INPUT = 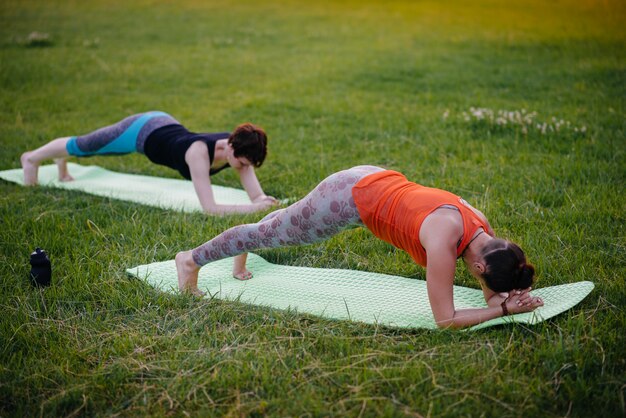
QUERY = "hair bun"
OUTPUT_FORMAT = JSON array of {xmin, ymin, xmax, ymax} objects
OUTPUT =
[{"xmin": 517, "ymin": 264, "xmax": 535, "ymax": 289}]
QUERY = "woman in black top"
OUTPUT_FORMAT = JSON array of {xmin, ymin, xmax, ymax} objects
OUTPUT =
[{"xmin": 21, "ymin": 111, "xmax": 278, "ymax": 214}]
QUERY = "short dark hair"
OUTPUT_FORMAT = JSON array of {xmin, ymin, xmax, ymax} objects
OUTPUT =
[
  {"xmin": 228, "ymin": 123, "xmax": 267, "ymax": 168},
  {"xmin": 480, "ymin": 239, "xmax": 535, "ymax": 292}
]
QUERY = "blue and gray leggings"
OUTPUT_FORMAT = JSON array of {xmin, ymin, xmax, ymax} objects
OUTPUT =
[
  {"xmin": 65, "ymin": 111, "xmax": 179, "ymax": 156},
  {"xmin": 191, "ymin": 165, "xmax": 384, "ymax": 266}
]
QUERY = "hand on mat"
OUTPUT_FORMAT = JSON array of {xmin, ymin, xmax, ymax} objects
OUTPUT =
[
  {"xmin": 506, "ymin": 288, "xmax": 544, "ymax": 314},
  {"xmin": 488, "ymin": 291, "xmax": 512, "ymax": 308},
  {"xmin": 253, "ymin": 195, "xmax": 279, "ymax": 206}
]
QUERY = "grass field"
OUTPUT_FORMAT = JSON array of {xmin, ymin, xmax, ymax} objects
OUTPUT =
[{"xmin": 1, "ymin": 0, "xmax": 624, "ymax": 416}]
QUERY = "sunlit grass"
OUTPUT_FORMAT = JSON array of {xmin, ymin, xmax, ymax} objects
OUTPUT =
[{"xmin": 1, "ymin": 0, "xmax": 624, "ymax": 416}]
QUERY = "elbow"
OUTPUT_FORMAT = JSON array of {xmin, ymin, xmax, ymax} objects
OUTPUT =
[
  {"xmin": 434, "ymin": 313, "xmax": 464, "ymax": 330},
  {"xmin": 435, "ymin": 321, "xmax": 449, "ymax": 329},
  {"xmin": 436, "ymin": 322, "xmax": 465, "ymax": 330},
  {"xmin": 435, "ymin": 321, "xmax": 462, "ymax": 330},
  {"xmin": 203, "ymin": 205, "xmax": 223, "ymax": 215},
  {"xmin": 434, "ymin": 317, "xmax": 453, "ymax": 329}
]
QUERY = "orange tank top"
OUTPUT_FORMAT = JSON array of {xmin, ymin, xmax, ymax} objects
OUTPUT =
[{"xmin": 352, "ymin": 170, "xmax": 490, "ymax": 267}]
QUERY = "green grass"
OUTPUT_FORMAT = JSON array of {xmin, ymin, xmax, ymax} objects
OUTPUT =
[{"xmin": 1, "ymin": 0, "xmax": 624, "ymax": 416}]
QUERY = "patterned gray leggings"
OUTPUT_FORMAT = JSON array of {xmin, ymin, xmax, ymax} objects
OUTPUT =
[{"xmin": 192, "ymin": 165, "xmax": 384, "ymax": 266}]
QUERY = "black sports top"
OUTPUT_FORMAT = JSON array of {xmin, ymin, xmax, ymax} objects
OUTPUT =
[{"xmin": 143, "ymin": 124, "xmax": 231, "ymax": 180}]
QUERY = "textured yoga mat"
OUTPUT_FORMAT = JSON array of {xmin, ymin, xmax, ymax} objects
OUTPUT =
[
  {"xmin": 0, "ymin": 163, "xmax": 251, "ymax": 211},
  {"xmin": 127, "ymin": 253, "xmax": 594, "ymax": 331}
]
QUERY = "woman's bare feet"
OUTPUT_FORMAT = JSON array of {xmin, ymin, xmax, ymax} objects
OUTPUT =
[
  {"xmin": 54, "ymin": 158, "xmax": 74, "ymax": 182},
  {"xmin": 175, "ymin": 251, "xmax": 204, "ymax": 296},
  {"xmin": 233, "ymin": 269, "xmax": 253, "ymax": 281},
  {"xmin": 232, "ymin": 253, "xmax": 252, "ymax": 280},
  {"xmin": 21, "ymin": 152, "xmax": 39, "ymax": 185}
]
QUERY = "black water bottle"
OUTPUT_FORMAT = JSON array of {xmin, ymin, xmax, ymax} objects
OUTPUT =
[{"xmin": 29, "ymin": 247, "xmax": 51, "ymax": 287}]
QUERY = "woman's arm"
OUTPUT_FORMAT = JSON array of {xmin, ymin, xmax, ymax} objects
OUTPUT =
[
  {"xmin": 425, "ymin": 248, "xmax": 541, "ymax": 329},
  {"xmin": 421, "ymin": 212, "xmax": 539, "ymax": 329},
  {"xmin": 186, "ymin": 142, "xmax": 272, "ymax": 215},
  {"xmin": 424, "ymin": 234, "xmax": 505, "ymax": 329},
  {"xmin": 480, "ymin": 283, "xmax": 507, "ymax": 307},
  {"xmin": 237, "ymin": 164, "xmax": 277, "ymax": 204}
]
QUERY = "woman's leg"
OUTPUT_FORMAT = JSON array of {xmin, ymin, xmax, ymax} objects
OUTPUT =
[
  {"xmin": 21, "ymin": 111, "xmax": 177, "ymax": 185},
  {"xmin": 21, "ymin": 137, "xmax": 72, "ymax": 185},
  {"xmin": 54, "ymin": 157, "xmax": 73, "ymax": 182},
  {"xmin": 231, "ymin": 208, "xmax": 286, "ymax": 280},
  {"xmin": 176, "ymin": 165, "xmax": 384, "ymax": 293},
  {"xmin": 65, "ymin": 111, "xmax": 173, "ymax": 156}
]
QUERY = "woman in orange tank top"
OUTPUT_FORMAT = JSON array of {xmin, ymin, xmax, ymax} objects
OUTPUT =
[{"xmin": 176, "ymin": 166, "xmax": 543, "ymax": 329}]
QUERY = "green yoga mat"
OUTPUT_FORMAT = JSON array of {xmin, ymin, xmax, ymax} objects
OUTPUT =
[
  {"xmin": 0, "ymin": 163, "xmax": 252, "ymax": 211},
  {"xmin": 127, "ymin": 253, "xmax": 594, "ymax": 331}
]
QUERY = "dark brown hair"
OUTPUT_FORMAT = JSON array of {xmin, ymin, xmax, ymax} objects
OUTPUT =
[
  {"xmin": 480, "ymin": 239, "xmax": 535, "ymax": 292},
  {"xmin": 228, "ymin": 123, "xmax": 267, "ymax": 168}
]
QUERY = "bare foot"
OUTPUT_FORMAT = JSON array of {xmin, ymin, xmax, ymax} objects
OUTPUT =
[
  {"xmin": 233, "ymin": 269, "xmax": 253, "ymax": 281},
  {"xmin": 175, "ymin": 251, "xmax": 204, "ymax": 296},
  {"xmin": 21, "ymin": 152, "xmax": 39, "ymax": 186},
  {"xmin": 232, "ymin": 253, "xmax": 252, "ymax": 280},
  {"xmin": 54, "ymin": 158, "xmax": 74, "ymax": 182}
]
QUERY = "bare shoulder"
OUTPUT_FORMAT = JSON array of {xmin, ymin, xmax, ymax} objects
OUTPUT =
[
  {"xmin": 188, "ymin": 140, "xmax": 208, "ymax": 153},
  {"xmin": 185, "ymin": 140, "xmax": 209, "ymax": 163},
  {"xmin": 420, "ymin": 208, "xmax": 464, "ymax": 247}
]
